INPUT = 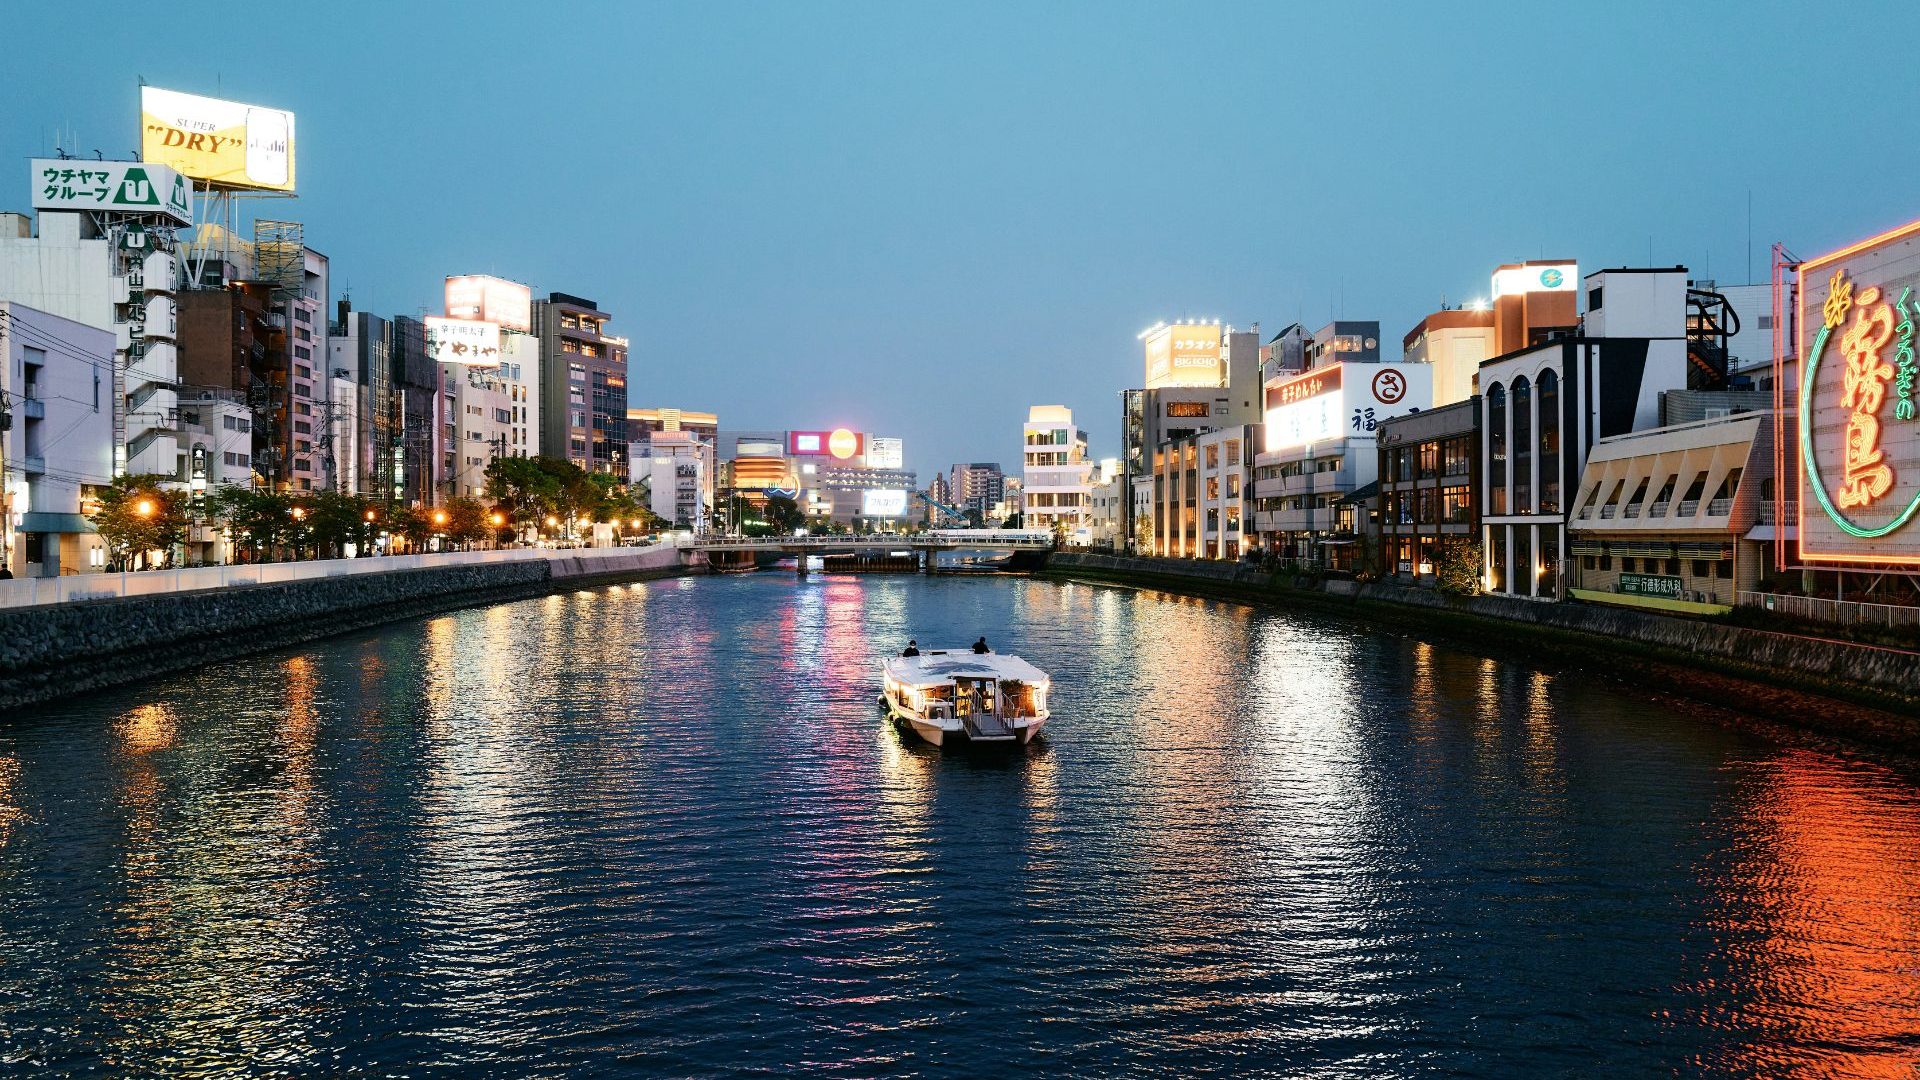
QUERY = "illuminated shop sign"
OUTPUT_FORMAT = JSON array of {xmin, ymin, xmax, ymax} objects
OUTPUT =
[
  {"xmin": 861, "ymin": 489, "xmax": 908, "ymax": 517},
  {"xmin": 1144, "ymin": 322, "xmax": 1222, "ymax": 387},
  {"xmin": 1491, "ymin": 262, "xmax": 1577, "ymax": 299},
  {"xmin": 1793, "ymin": 218, "xmax": 1920, "ymax": 565},
  {"xmin": 445, "ymin": 275, "xmax": 533, "ymax": 333},
  {"xmin": 1261, "ymin": 363, "xmax": 1431, "ymax": 454},
  {"xmin": 425, "ymin": 316, "xmax": 502, "ymax": 365},
  {"xmin": 788, "ymin": 429, "xmax": 864, "ymax": 459}
]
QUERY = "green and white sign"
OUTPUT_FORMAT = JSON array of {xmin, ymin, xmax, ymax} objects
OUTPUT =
[
  {"xmin": 31, "ymin": 159, "xmax": 192, "ymax": 226},
  {"xmin": 1619, "ymin": 573, "xmax": 1684, "ymax": 598}
]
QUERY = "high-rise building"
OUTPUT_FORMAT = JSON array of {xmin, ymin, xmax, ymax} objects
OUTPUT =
[
  {"xmin": 535, "ymin": 293, "xmax": 627, "ymax": 474},
  {"xmin": 1022, "ymin": 405, "xmax": 1092, "ymax": 540},
  {"xmin": 946, "ymin": 462, "xmax": 1004, "ymax": 516}
]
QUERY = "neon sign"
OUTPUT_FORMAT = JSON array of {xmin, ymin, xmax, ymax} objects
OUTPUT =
[{"xmin": 1799, "ymin": 257, "xmax": 1920, "ymax": 544}]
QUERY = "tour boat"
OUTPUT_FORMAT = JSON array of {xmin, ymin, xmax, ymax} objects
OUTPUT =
[{"xmin": 880, "ymin": 650, "xmax": 1051, "ymax": 746}]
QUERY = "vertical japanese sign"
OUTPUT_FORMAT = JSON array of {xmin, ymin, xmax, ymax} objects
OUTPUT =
[{"xmin": 1793, "ymin": 218, "xmax": 1920, "ymax": 565}]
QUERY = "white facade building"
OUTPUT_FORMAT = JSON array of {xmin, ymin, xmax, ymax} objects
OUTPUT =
[
  {"xmin": 630, "ymin": 429, "xmax": 714, "ymax": 531},
  {"xmin": 1478, "ymin": 267, "xmax": 1693, "ymax": 599},
  {"xmin": 443, "ymin": 364, "xmax": 516, "ymax": 498},
  {"xmin": 0, "ymin": 194, "xmax": 187, "ymax": 485},
  {"xmin": 1251, "ymin": 359, "xmax": 1433, "ymax": 563},
  {"xmin": 1022, "ymin": 405, "xmax": 1092, "ymax": 541},
  {"xmin": 1, "ymin": 303, "xmax": 114, "ymax": 576}
]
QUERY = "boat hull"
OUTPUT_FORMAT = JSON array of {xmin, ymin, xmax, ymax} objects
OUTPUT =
[{"xmin": 882, "ymin": 691, "xmax": 1042, "ymax": 748}]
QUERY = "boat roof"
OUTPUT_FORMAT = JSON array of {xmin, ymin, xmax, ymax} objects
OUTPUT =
[{"xmin": 884, "ymin": 650, "xmax": 1050, "ymax": 688}]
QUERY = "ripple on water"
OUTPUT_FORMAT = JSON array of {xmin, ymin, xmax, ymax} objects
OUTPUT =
[{"xmin": 0, "ymin": 573, "xmax": 1917, "ymax": 1077}]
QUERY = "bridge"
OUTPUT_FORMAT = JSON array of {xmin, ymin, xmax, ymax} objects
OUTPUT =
[{"xmin": 689, "ymin": 531, "xmax": 1053, "ymax": 574}]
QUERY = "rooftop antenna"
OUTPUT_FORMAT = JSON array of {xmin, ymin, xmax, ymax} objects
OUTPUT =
[{"xmin": 1746, "ymin": 188, "xmax": 1753, "ymax": 285}]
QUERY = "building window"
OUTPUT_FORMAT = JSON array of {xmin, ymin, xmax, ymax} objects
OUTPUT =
[
  {"xmin": 1166, "ymin": 401, "xmax": 1210, "ymax": 418},
  {"xmin": 1512, "ymin": 375, "xmax": 1533, "ymax": 513},
  {"xmin": 1538, "ymin": 369, "xmax": 1560, "ymax": 513},
  {"xmin": 1487, "ymin": 382, "xmax": 1507, "ymax": 515}
]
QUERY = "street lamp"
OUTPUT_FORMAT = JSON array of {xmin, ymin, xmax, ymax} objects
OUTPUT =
[{"xmin": 134, "ymin": 498, "xmax": 154, "ymax": 517}]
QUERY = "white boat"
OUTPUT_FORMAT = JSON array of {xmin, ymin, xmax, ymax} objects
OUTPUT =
[{"xmin": 880, "ymin": 650, "xmax": 1051, "ymax": 746}]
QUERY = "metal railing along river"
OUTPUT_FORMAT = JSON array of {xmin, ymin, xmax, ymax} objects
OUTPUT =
[{"xmin": 0, "ymin": 542, "xmax": 681, "ymax": 611}]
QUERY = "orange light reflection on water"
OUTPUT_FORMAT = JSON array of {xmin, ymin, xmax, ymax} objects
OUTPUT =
[{"xmin": 1685, "ymin": 748, "xmax": 1920, "ymax": 1077}]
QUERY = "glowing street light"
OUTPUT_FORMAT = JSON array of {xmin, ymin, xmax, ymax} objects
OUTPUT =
[
  {"xmin": 290, "ymin": 506, "xmax": 306, "ymax": 521},
  {"xmin": 433, "ymin": 511, "xmax": 448, "ymax": 526},
  {"xmin": 134, "ymin": 499, "xmax": 155, "ymax": 517},
  {"xmin": 489, "ymin": 512, "xmax": 505, "ymax": 527}
]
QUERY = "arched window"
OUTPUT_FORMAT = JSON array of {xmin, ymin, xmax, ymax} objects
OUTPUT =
[
  {"xmin": 1487, "ymin": 382, "xmax": 1507, "ymax": 515},
  {"xmin": 1538, "ymin": 369, "xmax": 1560, "ymax": 513},
  {"xmin": 1512, "ymin": 375, "xmax": 1533, "ymax": 513}
]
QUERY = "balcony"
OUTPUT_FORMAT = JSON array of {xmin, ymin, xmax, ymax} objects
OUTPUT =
[
  {"xmin": 1622, "ymin": 504, "xmax": 1642, "ymax": 519},
  {"xmin": 20, "ymin": 397, "xmax": 46, "ymax": 420},
  {"xmin": 1598, "ymin": 505, "xmax": 1617, "ymax": 520},
  {"xmin": 1647, "ymin": 501, "xmax": 1669, "ymax": 519},
  {"xmin": 1708, "ymin": 497, "xmax": 1732, "ymax": 516},
  {"xmin": 1678, "ymin": 499, "xmax": 1700, "ymax": 517}
]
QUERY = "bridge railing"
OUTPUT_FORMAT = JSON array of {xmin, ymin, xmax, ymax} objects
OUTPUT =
[{"xmin": 694, "ymin": 533, "xmax": 1052, "ymax": 549}]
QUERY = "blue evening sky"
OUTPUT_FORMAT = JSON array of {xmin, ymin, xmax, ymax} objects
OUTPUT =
[{"xmin": 5, "ymin": 1, "xmax": 1914, "ymax": 478}]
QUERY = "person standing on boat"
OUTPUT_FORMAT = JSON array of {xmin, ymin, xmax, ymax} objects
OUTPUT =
[
  {"xmin": 971, "ymin": 637, "xmax": 990, "ymax": 654},
  {"xmin": 902, "ymin": 640, "xmax": 920, "ymax": 657}
]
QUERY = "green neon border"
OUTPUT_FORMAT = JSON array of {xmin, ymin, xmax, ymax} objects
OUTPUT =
[{"xmin": 1799, "ymin": 311, "xmax": 1920, "ymax": 539}]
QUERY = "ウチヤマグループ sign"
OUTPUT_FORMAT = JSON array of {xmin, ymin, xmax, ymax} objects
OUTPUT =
[
  {"xmin": 1793, "ymin": 218, "xmax": 1920, "ymax": 565},
  {"xmin": 30, "ymin": 160, "xmax": 192, "ymax": 225}
]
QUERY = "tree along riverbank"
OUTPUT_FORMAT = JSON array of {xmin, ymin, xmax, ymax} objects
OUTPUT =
[{"xmin": 1043, "ymin": 553, "xmax": 1920, "ymax": 755}]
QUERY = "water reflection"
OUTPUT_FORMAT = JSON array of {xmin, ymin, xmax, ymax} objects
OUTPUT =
[
  {"xmin": 0, "ymin": 575, "xmax": 1916, "ymax": 1076},
  {"xmin": 1686, "ymin": 749, "xmax": 1920, "ymax": 1077}
]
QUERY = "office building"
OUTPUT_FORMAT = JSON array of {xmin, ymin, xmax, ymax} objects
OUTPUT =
[{"xmin": 535, "ymin": 293, "xmax": 627, "ymax": 474}]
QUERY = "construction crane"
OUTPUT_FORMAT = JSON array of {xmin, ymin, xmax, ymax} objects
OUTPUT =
[{"xmin": 913, "ymin": 490, "xmax": 970, "ymax": 527}]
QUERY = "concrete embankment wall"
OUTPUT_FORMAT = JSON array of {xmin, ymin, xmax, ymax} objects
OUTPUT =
[
  {"xmin": 0, "ymin": 546, "xmax": 690, "ymax": 712},
  {"xmin": 1045, "ymin": 552, "xmax": 1920, "ymax": 751}
]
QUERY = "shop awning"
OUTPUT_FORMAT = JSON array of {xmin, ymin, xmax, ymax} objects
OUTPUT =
[{"xmin": 17, "ymin": 512, "xmax": 95, "ymax": 534}]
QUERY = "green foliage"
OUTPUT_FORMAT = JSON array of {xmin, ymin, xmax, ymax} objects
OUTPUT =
[{"xmin": 91, "ymin": 474, "xmax": 190, "ymax": 569}]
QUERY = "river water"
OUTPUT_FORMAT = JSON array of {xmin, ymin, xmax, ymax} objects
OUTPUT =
[{"xmin": 2, "ymin": 573, "xmax": 1919, "ymax": 1077}]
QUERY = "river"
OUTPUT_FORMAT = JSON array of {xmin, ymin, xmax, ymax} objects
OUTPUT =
[{"xmin": 2, "ymin": 572, "xmax": 1918, "ymax": 1077}]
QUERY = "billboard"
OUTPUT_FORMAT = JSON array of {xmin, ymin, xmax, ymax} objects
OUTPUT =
[
  {"xmin": 1262, "ymin": 362, "xmax": 1431, "ymax": 454},
  {"xmin": 789, "ymin": 429, "xmax": 864, "ymax": 459},
  {"xmin": 140, "ymin": 87, "xmax": 295, "ymax": 193},
  {"xmin": 1144, "ymin": 322, "xmax": 1222, "ymax": 388},
  {"xmin": 31, "ymin": 160, "xmax": 192, "ymax": 225},
  {"xmin": 862, "ymin": 489, "xmax": 909, "ymax": 517},
  {"xmin": 445, "ymin": 275, "xmax": 533, "ymax": 334},
  {"xmin": 867, "ymin": 436, "xmax": 904, "ymax": 470},
  {"xmin": 1791, "ymin": 218, "xmax": 1920, "ymax": 566},
  {"xmin": 1492, "ymin": 262, "xmax": 1578, "ymax": 299},
  {"xmin": 426, "ymin": 316, "xmax": 503, "ymax": 366}
]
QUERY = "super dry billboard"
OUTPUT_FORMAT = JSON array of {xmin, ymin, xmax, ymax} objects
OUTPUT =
[
  {"xmin": 1792, "ymin": 217, "xmax": 1920, "ymax": 566},
  {"xmin": 140, "ymin": 87, "xmax": 296, "ymax": 193}
]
